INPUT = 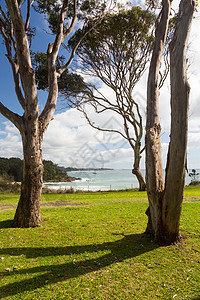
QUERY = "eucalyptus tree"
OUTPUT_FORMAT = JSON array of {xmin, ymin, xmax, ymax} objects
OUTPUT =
[
  {"xmin": 145, "ymin": 0, "xmax": 195, "ymax": 245},
  {"xmin": 60, "ymin": 7, "xmax": 155, "ymax": 191},
  {"xmin": 0, "ymin": 0, "xmax": 112, "ymax": 227}
]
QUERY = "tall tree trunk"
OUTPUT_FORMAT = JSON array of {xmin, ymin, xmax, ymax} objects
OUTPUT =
[
  {"xmin": 132, "ymin": 143, "xmax": 146, "ymax": 191},
  {"xmin": 161, "ymin": 0, "xmax": 195, "ymax": 244},
  {"xmin": 12, "ymin": 118, "xmax": 43, "ymax": 228},
  {"xmin": 145, "ymin": 0, "xmax": 171, "ymax": 240},
  {"xmin": 145, "ymin": 0, "xmax": 195, "ymax": 245}
]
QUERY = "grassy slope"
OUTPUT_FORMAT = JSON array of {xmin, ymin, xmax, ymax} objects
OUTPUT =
[{"xmin": 0, "ymin": 187, "xmax": 199, "ymax": 299}]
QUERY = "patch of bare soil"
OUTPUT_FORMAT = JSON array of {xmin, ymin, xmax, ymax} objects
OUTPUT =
[
  {"xmin": 184, "ymin": 197, "xmax": 200, "ymax": 202},
  {"xmin": 41, "ymin": 201, "xmax": 89, "ymax": 207},
  {"xmin": 0, "ymin": 201, "xmax": 89, "ymax": 211},
  {"xmin": 0, "ymin": 205, "xmax": 16, "ymax": 210}
]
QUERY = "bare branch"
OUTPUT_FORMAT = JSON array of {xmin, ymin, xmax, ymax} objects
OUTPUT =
[
  {"xmin": 51, "ymin": 0, "xmax": 70, "ymax": 62},
  {"xmin": 5, "ymin": 0, "xmax": 38, "ymax": 107},
  {"xmin": 0, "ymin": 5, "xmax": 9, "ymax": 23},
  {"xmin": 81, "ymin": 108, "xmax": 135, "ymax": 142},
  {"xmin": 39, "ymin": 0, "xmax": 73, "ymax": 131},
  {"xmin": 123, "ymin": 117, "xmax": 136, "ymax": 149},
  {"xmin": 18, "ymin": 0, "xmax": 24, "ymax": 8},
  {"xmin": 63, "ymin": 0, "xmax": 77, "ymax": 40},
  {"xmin": 0, "ymin": 101, "xmax": 22, "ymax": 131},
  {"xmin": 73, "ymin": 86, "xmax": 140, "ymax": 147},
  {"xmin": 159, "ymin": 49, "xmax": 170, "ymax": 88},
  {"xmin": 0, "ymin": 11, "xmax": 25, "ymax": 109},
  {"xmin": 25, "ymin": 0, "xmax": 31, "ymax": 32},
  {"xmin": 10, "ymin": 21, "xmax": 17, "ymax": 52},
  {"xmin": 59, "ymin": 9, "xmax": 114, "ymax": 75},
  {"xmin": 6, "ymin": 53, "xmax": 26, "ymax": 110},
  {"xmin": 140, "ymin": 146, "xmax": 145, "ymax": 154}
]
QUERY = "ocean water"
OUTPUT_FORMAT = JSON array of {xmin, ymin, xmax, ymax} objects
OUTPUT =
[{"xmin": 43, "ymin": 169, "xmax": 195, "ymax": 191}]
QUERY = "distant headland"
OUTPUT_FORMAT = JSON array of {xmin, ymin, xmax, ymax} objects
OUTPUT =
[
  {"xmin": 0, "ymin": 157, "xmax": 113, "ymax": 184},
  {"xmin": 65, "ymin": 167, "xmax": 113, "ymax": 172}
]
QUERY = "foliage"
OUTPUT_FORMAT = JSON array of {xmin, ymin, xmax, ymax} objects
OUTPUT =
[
  {"xmin": 68, "ymin": 6, "xmax": 155, "ymax": 85},
  {"xmin": 0, "ymin": 181, "xmax": 21, "ymax": 193},
  {"xmin": 189, "ymin": 180, "xmax": 200, "ymax": 186},
  {"xmin": 0, "ymin": 188, "xmax": 199, "ymax": 299},
  {"xmin": 32, "ymin": 52, "xmax": 87, "ymax": 100},
  {"xmin": 33, "ymin": 0, "xmax": 107, "ymax": 26},
  {"xmin": 0, "ymin": 158, "xmax": 22, "ymax": 182},
  {"xmin": 31, "ymin": 0, "xmax": 109, "ymax": 88},
  {"xmin": 0, "ymin": 157, "xmax": 71, "ymax": 182},
  {"xmin": 43, "ymin": 160, "xmax": 72, "ymax": 182},
  {"xmin": 34, "ymin": 6, "xmax": 155, "ymax": 100},
  {"xmin": 189, "ymin": 169, "xmax": 199, "ymax": 183},
  {"xmin": 64, "ymin": 6, "xmax": 156, "ymax": 134}
]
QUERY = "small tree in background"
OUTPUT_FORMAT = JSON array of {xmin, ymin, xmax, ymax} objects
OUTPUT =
[
  {"xmin": 189, "ymin": 169, "xmax": 200, "ymax": 184},
  {"xmin": 47, "ymin": 7, "xmax": 155, "ymax": 191}
]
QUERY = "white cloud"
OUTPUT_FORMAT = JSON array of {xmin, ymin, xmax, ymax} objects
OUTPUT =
[
  {"xmin": 97, "ymin": 147, "xmax": 134, "ymax": 168},
  {"xmin": 0, "ymin": 129, "xmax": 22, "ymax": 158},
  {"xmin": 188, "ymin": 132, "xmax": 200, "ymax": 149},
  {"xmin": 42, "ymin": 108, "xmax": 135, "ymax": 168},
  {"xmin": 4, "ymin": 122, "xmax": 19, "ymax": 134}
]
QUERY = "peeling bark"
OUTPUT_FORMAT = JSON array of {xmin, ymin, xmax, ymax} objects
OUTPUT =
[{"xmin": 13, "ymin": 118, "xmax": 43, "ymax": 227}]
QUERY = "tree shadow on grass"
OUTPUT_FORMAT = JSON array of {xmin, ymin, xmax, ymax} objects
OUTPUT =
[
  {"xmin": 0, "ymin": 219, "xmax": 13, "ymax": 228},
  {"xmin": 0, "ymin": 233, "xmax": 158, "ymax": 298}
]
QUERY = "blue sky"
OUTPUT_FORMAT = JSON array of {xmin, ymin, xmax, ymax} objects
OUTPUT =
[{"xmin": 0, "ymin": 1, "xmax": 200, "ymax": 170}]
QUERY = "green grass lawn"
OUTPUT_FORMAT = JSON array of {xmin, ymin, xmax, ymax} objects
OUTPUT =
[{"xmin": 0, "ymin": 187, "xmax": 199, "ymax": 299}]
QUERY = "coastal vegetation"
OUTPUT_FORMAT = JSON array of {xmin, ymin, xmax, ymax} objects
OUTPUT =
[
  {"xmin": 189, "ymin": 169, "xmax": 200, "ymax": 186},
  {"xmin": 0, "ymin": 158, "xmax": 75, "ymax": 184},
  {"xmin": 0, "ymin": 188, "xmax": 199, "ymax": 299}
]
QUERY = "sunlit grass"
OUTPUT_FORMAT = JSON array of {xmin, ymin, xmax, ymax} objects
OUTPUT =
[{"xmin": 0, "ymin": 188, "xmax": 200, "ymax": 299}]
